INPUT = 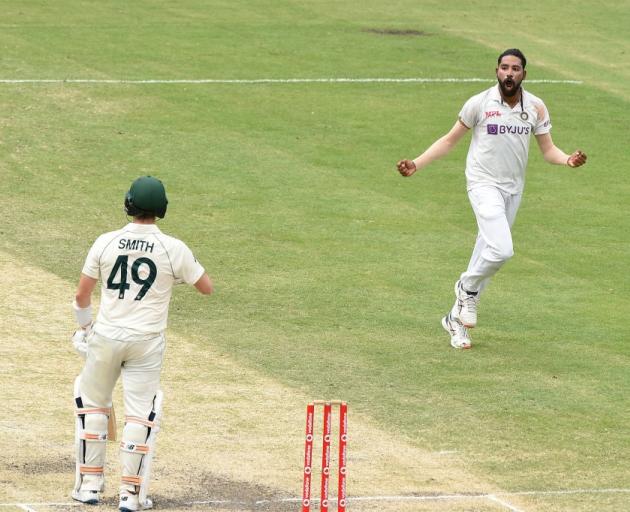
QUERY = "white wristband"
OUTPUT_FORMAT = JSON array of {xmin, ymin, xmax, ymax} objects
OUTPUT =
[{"xmin": 72, "ymin": 300, "xmax": 92, "ymax": 328}]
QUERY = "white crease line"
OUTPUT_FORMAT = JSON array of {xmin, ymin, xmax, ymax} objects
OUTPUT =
[
  {"xmin": 0, "ymin": 78, "xmax": 583, "ymax": 84},
  {"xmin": 347, "ymin": 494, "xmax": 487, "ymax": 502},
  {"xmin": 0, "ymin": 505, "xmax": 78, "ymax": 509},
  {"xmin": 188, "ymin": 500, "xmax": 248, "ymax": 505},
  {"xmin": 3, "ymin": 488, "xmax": 629, "ymax": 509},
  {"xmin": 488, "ymin": 494, "xmax": 525, "ymax": 512},
  {"xmin": 501, "ymin": 488, "xmax": 630, "ymax": 497}
]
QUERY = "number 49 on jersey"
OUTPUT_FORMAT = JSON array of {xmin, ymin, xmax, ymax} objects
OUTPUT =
[{"xmin": 107, "ymin": 255, "xmax": 157, "ymax": 301}]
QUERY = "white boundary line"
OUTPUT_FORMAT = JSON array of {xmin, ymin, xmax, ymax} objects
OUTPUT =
[
  {"xmin": 0, "ymin": 77, "xmax": 583, "ymax": 84},
  {"xmin": 3, "ymin": 488, "xmax": 629, "ymax": 510}
]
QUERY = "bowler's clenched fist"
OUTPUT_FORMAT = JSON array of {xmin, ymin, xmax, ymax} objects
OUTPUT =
[
  {"xmin": 567, "ymin": 150, "xmax": 587, "ymax": 168},
  {"xmin": 397, "ymin": 159, "xmax": 417, "ymax": 177}
]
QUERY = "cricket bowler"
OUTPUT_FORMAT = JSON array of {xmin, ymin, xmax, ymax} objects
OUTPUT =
[{"xmin": 397, "ymin": 49, "xmax": 587, "ymax": 349}]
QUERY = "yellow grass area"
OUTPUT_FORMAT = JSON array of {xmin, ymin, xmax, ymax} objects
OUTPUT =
[{"xmin": 0, "ymin": 250, "xmax": 534, "ymax": 511}]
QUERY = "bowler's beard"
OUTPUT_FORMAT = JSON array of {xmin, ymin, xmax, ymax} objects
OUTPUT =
[{"xmin": 498, "ymin": 77, "xmax": 522, "ymax": 97}]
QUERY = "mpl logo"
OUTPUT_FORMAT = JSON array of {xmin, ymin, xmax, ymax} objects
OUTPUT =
[
  {"xmin": 487, "ymin": 124, "xmax": 499, "ymax": 135},
  {"xmin": 485, "ymin": 110, "xmax": 501, "ymax": 118}
]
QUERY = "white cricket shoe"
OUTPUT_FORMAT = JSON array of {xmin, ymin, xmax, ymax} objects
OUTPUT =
[
  {"xmin": 71, "ymin": 489, "xmax": 100, "ymax": 505},
  {"xmin": 442, "ymin": 312, "xmax": 472, "ymax": 349},
  {"xmin": 119, "ymin": 492, "xmax": 153, "ymax": 512},
  {"xmin": 454, "ymin": 280, "xmax": 479, "ymax": 328}
]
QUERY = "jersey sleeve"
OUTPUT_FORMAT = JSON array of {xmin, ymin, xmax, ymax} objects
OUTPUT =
[
  {"xmin": 81, "ymin": 236, "xmax": 104, "ymax": 279},
  {"xmin": 458, "ymin": 94, "xmax": 483, "ymax": 129},
  {"xmin": 533, "ymin": 100, "xmax": 552, "ymax": 135},
  {"xmin": 172, "ymin": 241, "xmax": 206, "ymax": 285}
]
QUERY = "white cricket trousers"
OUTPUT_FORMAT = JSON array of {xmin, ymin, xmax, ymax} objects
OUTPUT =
[
  {"xmin": 77, "ymin": 332, "xmax": 165, "ymax": 492},
  {"xmin": 459, "ymin": 185, "xmax": 522, "ymax": 294}
]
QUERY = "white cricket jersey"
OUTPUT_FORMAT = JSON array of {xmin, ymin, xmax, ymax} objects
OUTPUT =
[
  {"xmin": 82, "ymin": 223, "xmax": 205, "ymax": 341},
  {"xmin": 459, "ymin": 84, "xmax": 551, "ymax": 194}
]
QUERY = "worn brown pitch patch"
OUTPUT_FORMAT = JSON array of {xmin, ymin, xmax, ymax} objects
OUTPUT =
[
  {"xmin": 3, "ymin": 455, "xmax": 74, "ymax": 475},
  {"xmin": 363, "ymin": 28, "xmax": 430, "ymax": 37},
  {"xmin": 154, "ymin": 473, "xmax": 296, "ymax": 511}
]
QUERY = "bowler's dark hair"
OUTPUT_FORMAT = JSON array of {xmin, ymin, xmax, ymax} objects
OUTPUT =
[{"xmin": 498, "ymin": 48, "xmax": 526, "ymax": 69}]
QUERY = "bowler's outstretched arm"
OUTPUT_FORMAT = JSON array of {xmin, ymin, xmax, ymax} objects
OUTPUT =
[
  {"xmin": 535, "ymin": 132, "xmax": 587, "ymax": 167},
  {"xmin": 397, "ymin": 120, "xmax": 470, "ymax": 177}
]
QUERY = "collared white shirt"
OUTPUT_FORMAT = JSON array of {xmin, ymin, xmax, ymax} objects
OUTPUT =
[
  {"xmin": 459, "ymin": 84, "xmax": 551, "ymax": 194},
  {"xmin": 82, "ymin": 223, "xmax": 205, "ymax": 341}
]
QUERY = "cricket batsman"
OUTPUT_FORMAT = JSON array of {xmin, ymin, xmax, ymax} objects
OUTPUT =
[{"xmin": 70, "ymin": 176, "xmax": 213, "ymax": 510}]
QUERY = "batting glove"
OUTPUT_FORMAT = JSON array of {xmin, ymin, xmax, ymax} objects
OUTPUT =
[{"xmin": 71, "ymin": 327, "xmax": 91, "ymax": 359}]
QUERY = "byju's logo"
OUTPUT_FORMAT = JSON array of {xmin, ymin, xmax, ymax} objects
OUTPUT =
[{"xmin": 487, "ymin": 124, "xmax": 531, "ymax": 136}]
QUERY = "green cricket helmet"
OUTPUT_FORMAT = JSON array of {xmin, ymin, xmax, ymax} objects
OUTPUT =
[{"xmin": 124, "ymin": 176, "xmax": 168, "ymax": 218}]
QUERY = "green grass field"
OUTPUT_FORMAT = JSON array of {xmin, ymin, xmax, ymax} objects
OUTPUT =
[{"xmin": 1, "ymin": 2, "xmax": 629, "ymax": 511}]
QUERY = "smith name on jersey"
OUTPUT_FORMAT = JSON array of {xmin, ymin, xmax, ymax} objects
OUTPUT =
[{"xmin": 118, "ymin": 238, "xmax": 156, "ymax": 253}]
